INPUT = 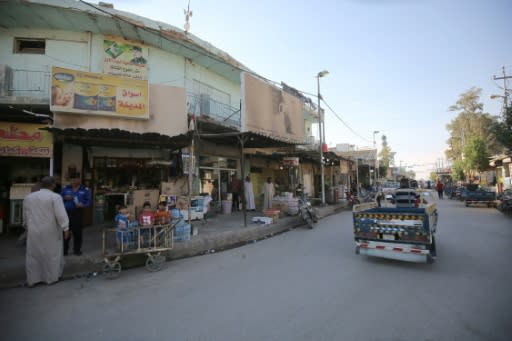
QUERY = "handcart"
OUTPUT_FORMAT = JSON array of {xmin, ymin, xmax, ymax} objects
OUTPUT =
[{"xmin": 101, "ymin": 221, "xmax": 176, "ymax": 279}]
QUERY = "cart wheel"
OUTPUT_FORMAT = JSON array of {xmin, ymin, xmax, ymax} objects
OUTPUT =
[
  {"xmin": 145, "ymin": 254, "xmax": 164, "ymax": 272},
  {"xmin": 103, "ymin": 261, "xmax": 122, "ymax": 279}
]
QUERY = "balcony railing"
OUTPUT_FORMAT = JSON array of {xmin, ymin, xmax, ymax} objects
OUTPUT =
[
  {"xmin": 187, "ymin": 92, "xmax": 241, "ymax": 130},
  {"xmin": 10, "ymin": 69, "xmax": 51, "ymax": 99}
]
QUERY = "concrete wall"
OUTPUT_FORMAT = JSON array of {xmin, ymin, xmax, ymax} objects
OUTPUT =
[{"xmin": 0, "ymin": 28, "xmax": 241, "ymax": 112}]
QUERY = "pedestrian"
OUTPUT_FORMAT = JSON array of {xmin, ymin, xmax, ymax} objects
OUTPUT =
[
  {"xmin": 244, "ymin": 175, "xmax": 256, "ymax": 211},
  {"xmin": 436, "ymin": 180, "xmax": 444, "ymax": 200},
  {"xmin": 61, "ymin": 172, "xmax": 91, "ymax": 256},
  {"xmin": 261, "ymin": 177, "xmax": 275, "ymax": 210},
  {"xmin": 230, "ymin": 173, "xmax": 242, "ymax": 211},
  {"xmin": 23, "ymin": 176, "xmax": 70, "ymax": 287}
]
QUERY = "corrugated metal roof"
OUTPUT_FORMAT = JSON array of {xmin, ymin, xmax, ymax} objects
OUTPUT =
[{"xmin": 0, "ymin": 0, "xmax": 252, "ymax": 83}]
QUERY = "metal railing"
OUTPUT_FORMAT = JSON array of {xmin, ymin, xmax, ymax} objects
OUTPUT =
[
  {"xmin": 9, "ymin": 69, "xmax": 50, "ymax": 98},
  {"xmin": 187, "ymin": 92, "xmax": 241, "ymax": 129}
]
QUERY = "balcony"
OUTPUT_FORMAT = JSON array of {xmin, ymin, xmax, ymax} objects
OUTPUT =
[
  {"xmin": 0, "ymin": 67, "xmax": 50, "ymax": 106},
  {"xmin": 187, "ymin": 92, "xmax": 241, "ymax": 130},
  {"xmin": 296, "ymin": 135, "xmax": 318, "ymax": 151}
]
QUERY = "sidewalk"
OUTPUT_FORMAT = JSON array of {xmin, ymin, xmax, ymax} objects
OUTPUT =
[{"xmin": 0, "ymin": 203, "xmax": 347, "ymax": 289}]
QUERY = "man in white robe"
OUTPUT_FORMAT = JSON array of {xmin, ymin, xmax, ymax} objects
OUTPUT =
[
  {"xmin": 261, "ymin": 177, "xmax": 275, "ymax": 210},
  {"xmin": 23, "ymin": 176, "xmax": 69, "ymax": 286},
  {"xmin": 244, "ymin": 176, "xmax": 256, "ymax": 211}
]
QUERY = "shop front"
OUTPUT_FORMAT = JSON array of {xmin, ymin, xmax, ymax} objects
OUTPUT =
[
  {"xmin": 0, "ymin": 122, "xmax": 53, "ymax": 233},
  {"xmin": 51, "ymin": 127, "xmax": 191, "ymax": 226}
]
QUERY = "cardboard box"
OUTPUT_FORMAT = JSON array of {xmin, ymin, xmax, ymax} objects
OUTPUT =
[{"xmin": 128, "ymin": 189, "xmax": 160, "ymax": 210}]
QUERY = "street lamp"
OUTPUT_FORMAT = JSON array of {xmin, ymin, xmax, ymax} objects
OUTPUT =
[
  {"xmin": 317, "ymin": 70, "xmax": 329, "ymax": 205},
  {"xmin": 372, "ymin": 130, "xmax": 379, "ymax": 187}
]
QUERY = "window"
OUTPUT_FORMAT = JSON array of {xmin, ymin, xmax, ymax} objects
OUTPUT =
[{"xmin": 14, "ymin": 38, "xmax": 46, "ymax": 54}]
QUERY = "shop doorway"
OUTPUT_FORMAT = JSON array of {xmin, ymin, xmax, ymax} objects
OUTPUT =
[{"xmin": 199, "ymin": 167, "xmax": 238, "ymax": 212}]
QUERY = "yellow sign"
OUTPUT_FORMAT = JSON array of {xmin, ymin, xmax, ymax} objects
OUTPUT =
[
  {"xmin": 50, "ymin": 66, "xmax": 149, "ymax": 119},
  {"xmin": 0, "ymin": 122, "xmax": 53, "ymax": 158}
]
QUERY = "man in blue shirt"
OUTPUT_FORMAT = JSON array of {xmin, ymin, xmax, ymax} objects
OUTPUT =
[{"xmin": 61, "ymin": 172, "xmax": 91, "ymax": 256}]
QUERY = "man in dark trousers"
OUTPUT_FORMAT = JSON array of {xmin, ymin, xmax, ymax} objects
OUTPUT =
[
  {"xmin": 61, "ymin": 173, "xmax": 91, "ymax": 256},
  {"xmin": 230, "ymin": 173, "xmax": 242, "ymax": 211},
  {"xmin": 436, "ymin": 180, "xmax": 444, "ymax": 200}
]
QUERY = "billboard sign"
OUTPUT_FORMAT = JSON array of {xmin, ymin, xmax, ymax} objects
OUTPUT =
[
  {"xmin": 103, "ymin": 35, "xmax": 148, "ymax": 80},
  {"xmin": 50, "ymin": 66, "xmax": 149, "ymax": 119},
  {"xmin": 0, "ymin": 122, "xmax": 52, "ymax": 158}
]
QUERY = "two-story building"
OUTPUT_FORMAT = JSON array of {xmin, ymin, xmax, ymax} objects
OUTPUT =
[{"xmin": 0, "ymin": 0, "xmax": 323, "ymax": 229}]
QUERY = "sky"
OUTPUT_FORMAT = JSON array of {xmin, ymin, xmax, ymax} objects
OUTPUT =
[{"xmin": 112, "ymin": 0, "xmax": 511, "ymax": 179}]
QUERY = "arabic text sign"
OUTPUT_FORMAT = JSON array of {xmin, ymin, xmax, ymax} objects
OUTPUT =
[
  {"xmin": 50, "ymin": 66, "xmax": 149, "ymax": 119},
  {"xmin": 0, "ymin": 122, "xmax": 52, "ymax": 158},
  {"xmin": 103, "ymin": 35, "xmax": 148, "ymax": 80}
]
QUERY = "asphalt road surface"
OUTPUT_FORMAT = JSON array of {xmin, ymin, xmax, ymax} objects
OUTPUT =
[{"xmin": 2, "ymin": 199, "xmax": 511, "ymax": 341}]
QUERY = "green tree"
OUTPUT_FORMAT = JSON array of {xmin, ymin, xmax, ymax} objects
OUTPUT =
[
  {"xmin": 445, "ymin": 87, "xmax": 501, "ymax": 161},
  {"xmin": 378, "ymin": 135, "xmax": 394, "ymax": 178},
  {"xmin": 463, "ymin": 136, "xmax": 489, "ymax": 174},
  {"xmin": 492, "ymin": 105, "xmax": 512, "ymax": 150},
  {"xmin": 429, "ymin": 172, "xmax": 437, "ymax": 182},
  {"xmin": 451, "ymin": 159, "xmax": 465, "ymax": 181}
]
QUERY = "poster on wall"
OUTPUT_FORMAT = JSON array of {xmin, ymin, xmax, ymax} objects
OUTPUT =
[
  {"xmin": 0, "ymin": 122, "xmax": 53, "ymax": 158},
  {"xmin": 103, "ymin": 35, "xmax": 148, "ymax": 80},
  {"xmin": 340, "ymin": 160, "xmax": 349, "ymax": 174},
  {"xmin": 50, "ymin": 66, "xmax": 149, "ymax": 119}
]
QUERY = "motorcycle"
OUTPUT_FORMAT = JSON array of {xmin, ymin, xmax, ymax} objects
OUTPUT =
[
  {"xmin": 345, "ymin": 191, "xmax": 360, "ymax": 208},
  {"xmin": 296, "ymin": 186, "xmax": 318, "ymax": 229}
]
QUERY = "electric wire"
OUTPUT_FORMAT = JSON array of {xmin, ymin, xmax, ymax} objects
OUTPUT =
[{"xmin": 321, "ymin": 98, "xmax": 373, "ymax": 144}]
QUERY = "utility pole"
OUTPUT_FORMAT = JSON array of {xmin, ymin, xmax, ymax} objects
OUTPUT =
[{"xmin": 493, "ymin": 66, "xmax": 511, "ymax": 119}]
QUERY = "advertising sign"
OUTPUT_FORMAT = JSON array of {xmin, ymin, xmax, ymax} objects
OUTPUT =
[
  {"xmin": 340, "ymin": 160, "xmax": 349, "ymax": 174},
  {"xmin": 282, "ymin": 157, "xmax": 299, "ymax": 166},
  {"xmin": 0, "ymin": 122, "xmax": 52, "ymax": 158},
  {"xmin": 50, "ymin": 66, "xmax": 149, "ymax": 119},
  {"xmin": 103, "ymin": 35, "xmax": 148, "ymax": 80}
]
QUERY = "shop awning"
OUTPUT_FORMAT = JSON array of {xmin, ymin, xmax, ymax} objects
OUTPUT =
[{"xmin": 44, "ymin": 127, "xmax": 192, "ymax": 150}]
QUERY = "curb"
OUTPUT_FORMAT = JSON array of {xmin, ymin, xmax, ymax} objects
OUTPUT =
[{"xmin": 0, "ymin": 205, "xmax": 347, "ymax": 289}]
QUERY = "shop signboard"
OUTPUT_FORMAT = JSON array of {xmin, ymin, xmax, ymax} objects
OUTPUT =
[
  {"xmin": 340, "ymin": 160, "xmax": 349, "ymax": 174},
  {"xmin": 0, "ymin": 122, "xmax": 52, "ymax": 158},
  {"xmin": 50, "ymin": 66, "xmax": 149, "ymax": 119},
  {"xmin": 182, "ymin": 152, "xmax": 196, "ymax": 175},
  {"xmin": 103, "ymin": 35, "xmax": 148, "ymax": 80},
  {"xmin": 282, "ymin": 157, "xmax": 299, "ymax": 166}
]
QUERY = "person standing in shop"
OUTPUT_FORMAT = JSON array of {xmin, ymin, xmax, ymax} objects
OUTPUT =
[
  {"xmin": 61, "ymin": 172, "xmax": 91, "ymax": 256},
  {"xmin": 230, "ymin": 173, "xmax": 242, "ymax": 212},
  {"xmin": 244, "ymin": 175, "xmax": 256, "ymax": 211},
  {"xmin": 261, "ymin": 177, "xmax": 275, "ymax": 210}
]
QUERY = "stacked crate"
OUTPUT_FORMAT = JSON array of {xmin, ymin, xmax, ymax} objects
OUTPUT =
[{"xmin": 173, "ymin": 222, "xmax": 191, "ymax": 241}]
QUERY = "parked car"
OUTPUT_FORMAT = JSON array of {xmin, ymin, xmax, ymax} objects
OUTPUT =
[{"xmin": 497, "ymin": 189, "xmax": 512, "ymax": 213}]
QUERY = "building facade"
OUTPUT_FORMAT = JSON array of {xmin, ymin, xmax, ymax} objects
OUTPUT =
[{"xmin": 0, "ymin": 0, "xmax": 319, "ymax": 229}]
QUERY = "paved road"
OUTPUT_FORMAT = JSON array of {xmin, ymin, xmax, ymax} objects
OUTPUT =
[{"xmin": 1, "ymin": 199, "xmax": 511, "ymax": 341}]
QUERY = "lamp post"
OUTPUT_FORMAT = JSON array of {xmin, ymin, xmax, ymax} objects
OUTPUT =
[
  {"xmin": 372, "ymin": 130, "xmax": 379, "ymax": 187},
  {"xmin": 317, "ymin": 70, "xmax": 329, "ymax": 205}
]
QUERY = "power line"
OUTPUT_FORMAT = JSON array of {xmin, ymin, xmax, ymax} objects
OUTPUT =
[{"xmin": 320, "ymin": 98, "xmax": 372, "ymax": 144}]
